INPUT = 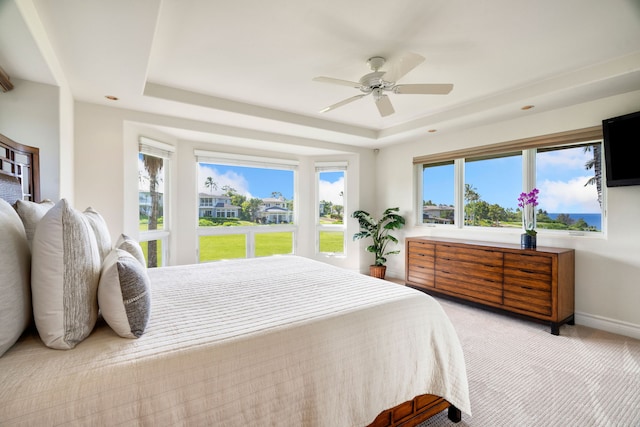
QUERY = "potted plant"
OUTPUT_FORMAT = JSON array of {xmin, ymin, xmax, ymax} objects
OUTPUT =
[
  {"xmin": 352, "ymin": 207, "xmax": 405, "ymax": 279},
  {"xmin": 518, "ymin": 188, "xmax": 539, "ymax": 249}
]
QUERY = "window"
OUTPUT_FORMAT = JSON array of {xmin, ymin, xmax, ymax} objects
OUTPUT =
[
  {"xmin": 536, "ymin": 143, "xmax": 603, "ymax": 232},
  {"xmin": 414, "ymin": 126, "xmax": 604, "ymax": 234},
  {"xmin": 464, "ymin": 153, "xmax": 522, "ymax": 228},
  {"xmin": 195, "ymin": 150, "xmax": 297, "ymax": 261},
  {"xmin": 138, "ymin": 137, "xmax": 173, "ymax": 267},
  {"xmin": 316, "ymin": 162, "xmax": 347, "ymax": 255},
  {"xmin": 421, "ymin": 161, "xmax": 455, "ymax": 225}
]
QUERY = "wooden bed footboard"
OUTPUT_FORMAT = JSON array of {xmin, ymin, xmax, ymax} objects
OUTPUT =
[{"xmin": 368, "ymin": 394, "xmax": 461, "ymax": 427}]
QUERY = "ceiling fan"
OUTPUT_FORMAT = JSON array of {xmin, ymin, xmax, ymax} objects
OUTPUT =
[{"xmin": 313, "ymin": 52, "xmax": 453, "ymax": 117}]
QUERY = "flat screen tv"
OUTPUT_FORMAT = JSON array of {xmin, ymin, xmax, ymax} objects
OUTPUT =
[{"xmin": 602, "ymin": 110, "xmax": 640, "ymax": 187}]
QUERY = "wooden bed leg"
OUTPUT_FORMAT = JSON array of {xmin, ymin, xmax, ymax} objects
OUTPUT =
[{"xmin": 447, "ymin": 405, "xmax": 461, "ymax": 423}]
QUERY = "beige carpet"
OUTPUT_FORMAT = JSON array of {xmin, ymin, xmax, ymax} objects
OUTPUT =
[{"xmin": 418, "ymin": 296, "xmax": 640, "ymax": 426}]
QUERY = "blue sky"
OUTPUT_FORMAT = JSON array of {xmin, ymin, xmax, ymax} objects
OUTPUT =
[
  {"xmin": 157, "ymin": 150, "xmax": 599, "ymax": 214},
  {"xmin": 423, "ymin": 147, "xmax": 601, "ymax": 213},
  {"xmin": 196, "ymin": 165, "xmax": 346, "ymax": 204},
  {"xmin": 198, "ymin": 163, "xmax": 294, "ymax": 199}
]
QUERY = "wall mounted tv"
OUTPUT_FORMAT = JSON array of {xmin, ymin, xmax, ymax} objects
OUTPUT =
[{"xmin": 602, "ymin": 110, "xmax": 640, "ymax": 187}]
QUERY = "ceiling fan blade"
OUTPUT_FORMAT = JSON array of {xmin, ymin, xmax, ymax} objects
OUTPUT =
[
  {"xmin": 312, "ymin": 76, "xmax": 361, "ymax": 88},
  {"xmin": 319, "ymin": 94, "xmax": 366, "ymax": 113},
  {"xmin": 382, "ymin": 52, "xmax": 425, "ymax": 83},
  {"xmin": 394, "ymin": 83, "xmax": 454, "ymax": 95},
  {"xmin": 375, "ymin": 94, "xmax": 395, "ymax": 117}
]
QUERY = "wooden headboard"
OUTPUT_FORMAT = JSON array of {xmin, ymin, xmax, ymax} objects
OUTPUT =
[{"xmin": 0, "ymin": 133, "xmax": 40, "ymax": 205}]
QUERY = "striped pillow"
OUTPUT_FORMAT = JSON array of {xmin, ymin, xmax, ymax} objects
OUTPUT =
[
  {"xmin": 31, "ymin": 199, "xmax": 101, "ymax": 350},
  {"xmin": 98, "ymin": 249, "xmax": 151, "ymax": 338}
]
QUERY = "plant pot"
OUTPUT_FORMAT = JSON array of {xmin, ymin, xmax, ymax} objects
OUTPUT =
[
  {"xmin": 521, "ymin": 233, "xmax": 537, "ymax": 249},
  {"xmin": 369, "ymin": 265, "xmax": 387, "ymax": 279}
]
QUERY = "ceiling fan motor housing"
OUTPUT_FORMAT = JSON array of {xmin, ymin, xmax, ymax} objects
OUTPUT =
[{"xmin": 359, "ymin": 71, "xmax": 391, "ymax": 93}]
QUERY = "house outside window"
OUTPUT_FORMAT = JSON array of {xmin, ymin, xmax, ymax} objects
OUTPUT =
[{"xmin": 195, "ymin": 150, "xmax": 297, "ymax": 261}]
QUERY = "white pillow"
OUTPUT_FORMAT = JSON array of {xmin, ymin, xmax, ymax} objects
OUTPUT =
[
  {"xmin": 115, "ymin": 234, "xmax": 146, "ymax": 267},
  {"xmin": 13, "ymin": 199, "xmax": 55, "ymax": 248},
  {"xmin": 83, "ymin": 207, "xmax": 112, "ymax": 264},
  {"xmin": 0, "ymin": 199, "xmax": 31, "ymax": 357},
  {"xmin": 31, "ymin": 199, "xmax": 101, "ymax": 350},
  {"xmin": 98, "ymin": 249, "xmax": 151, "ymax": 338}
]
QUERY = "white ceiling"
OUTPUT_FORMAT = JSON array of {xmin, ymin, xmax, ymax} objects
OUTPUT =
[{"xmin": 1, "ymin": 0, "xmax": 640, "ymax": 150}]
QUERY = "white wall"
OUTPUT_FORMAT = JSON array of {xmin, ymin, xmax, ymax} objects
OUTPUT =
[
  {"xmin": 376, "ymin": 90, "xmax": 640, "ymax": 338},
  {"xmin": 0, "ymin": 78, "xmax": 61, "ymax": 200},
  {"xmin": 14, "ymin": 85, "xmax": 640, "ymax": 338},
  {"xmin": 74, "ymin": 102, "xmax": 376, "ymax": 272}
]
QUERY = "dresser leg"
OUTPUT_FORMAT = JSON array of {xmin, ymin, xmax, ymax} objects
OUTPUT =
[
  {"xmin": 447, "ymin": 405, "xmax": 461, "ymax": 422},
  {"xmin": 551, "ymin": 323, "xmax": 560, "ymax": 335}
]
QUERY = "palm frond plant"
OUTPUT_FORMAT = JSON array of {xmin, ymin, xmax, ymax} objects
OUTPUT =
[{"xmin": 352, "ymin": 207, "xmax": 405, "ymax": 267}]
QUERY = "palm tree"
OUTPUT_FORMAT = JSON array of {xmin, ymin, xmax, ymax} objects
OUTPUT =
[
  {"xmin": 142, "ymin": 154, "xmax": 163, "ymax": 268},
  {"xmin": 464, "ymin": 184, "xmax": 481, "ymax": 225},
  {"xmin": 205, "ymin": 177, "xmax": 217, "ymax": 195},
  {"xmin": 583, "ymin": 144, "xmax": 602, "ymax": 207}
]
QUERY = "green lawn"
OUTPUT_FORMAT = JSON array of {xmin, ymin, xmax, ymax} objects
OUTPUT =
[
  {"xmin": 141, "ymin": 222, "xmax": 345, "ymax": 264},
  {"xmin": 319, "ymin": 231, "xmax": 344, "ymax": 253}
]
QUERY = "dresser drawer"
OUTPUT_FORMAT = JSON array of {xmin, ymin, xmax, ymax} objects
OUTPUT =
[
  {"xmin": 503, "ymin": 253, "xmax": 552, "ymax": 316},
  {"xmin": 436, "ymin": 270, "xmax": 503, "ymax": 304},
  {"xmin": 406, "ymin": 241, "xmax": 435, "ymax": 287},
  {"xmin": 437, "ymin": 244, "xmax": 503, "ymax": 267},
  {"xmin": 503, "ymin": 285, "xmax": 551, "ymax": 316}
]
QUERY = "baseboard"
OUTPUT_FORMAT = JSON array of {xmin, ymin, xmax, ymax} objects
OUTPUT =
[{"xmin": 575, "ymin": 311, "xmax": 640, "ymax": 340}]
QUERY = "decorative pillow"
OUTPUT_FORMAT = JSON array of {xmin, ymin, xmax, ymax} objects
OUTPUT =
[
  {"xmin": 98, "ymin": 249, "xmax": 151, "ymax": 338},
  {"xmin": 0, "ymin": 199, "xmax": 31, "ymax": 357},
  {"xmin": 31, "ymin": 199, "xmax": 101, "ymax": 350},
  {"xmin": 83, "ymin": 207, "xmax": 112, "ymax": 263},
  {"xmin": 13, "ymin": 199, "xmax": 55, "ymax": 248},
  {"xmin": 115, "ymin": 234, "xmax": 146, "ymax": 267}
]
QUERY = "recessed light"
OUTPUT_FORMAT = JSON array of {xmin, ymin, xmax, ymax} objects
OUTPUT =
[
  {"xmin": 105, "ymin": 95, "xmax": 119, "ymax": 101},
  {"xmin": 521, "ymin": 105, "xmax": 535, "ymax": 110}
]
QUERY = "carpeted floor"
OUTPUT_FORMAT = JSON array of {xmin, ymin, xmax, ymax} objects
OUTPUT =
[{"xmin": 419, "ymin": 296, "xmax": 640, "ymax": 427}]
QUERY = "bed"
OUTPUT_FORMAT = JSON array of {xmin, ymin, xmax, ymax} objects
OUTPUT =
[{"xmin": 0, "ymin": 133, "xmax": 470, "ymax": 426}]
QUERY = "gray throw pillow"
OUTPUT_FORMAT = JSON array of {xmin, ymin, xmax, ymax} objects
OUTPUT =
[{"xmin": 98, "ymin": 249, "xmax": 151, "ymax": 338}]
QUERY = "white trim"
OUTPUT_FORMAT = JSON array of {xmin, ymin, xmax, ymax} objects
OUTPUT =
[
  {"xmin": 195, "ymin": 149, "xmax": 299, "ymax": 170},
  {"xmin": 315, "ymin": 161, "xmax": 348, "ymax": 171},
  {"xmin": 575, "ymin": 311, "xmax": 640, "ymax": 340},
  {"xmin": 139, "ymin": 136, "xmax": 175, "ymax": 154}
]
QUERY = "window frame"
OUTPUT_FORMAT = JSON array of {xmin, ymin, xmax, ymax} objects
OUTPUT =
[
  {"xmin": 195, "ymin": 150, "xmax": 299, "ymax": 261},
  {"xmin": 138, "ymin": 137, "xmax": 174, "ymax": 267},
  {"xmin": 414, "ymin": 126, "xmax": 605, "ymax": 236},
  {"xmin": 315, "ymin": 161, "xmax": 348, "ymax": 257}
]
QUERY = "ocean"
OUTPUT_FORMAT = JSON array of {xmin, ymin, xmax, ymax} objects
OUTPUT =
[{"xmin": 548, "ymin": 213, "xmax": 601, "ymax": 231}]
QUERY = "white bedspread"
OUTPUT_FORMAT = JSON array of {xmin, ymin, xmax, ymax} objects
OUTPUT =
[{"xmin": 0, "ymin": 256, "xmax": 470, "ymax": 426}]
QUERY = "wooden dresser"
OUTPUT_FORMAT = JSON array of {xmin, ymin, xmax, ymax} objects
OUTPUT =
[{"xmin": 405, "ymin": 236, "xmax": 575, "ymax": 335}]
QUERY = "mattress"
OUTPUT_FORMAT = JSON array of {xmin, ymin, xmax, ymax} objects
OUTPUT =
[{"xmin": 0, "ymin": 255, "xmax": 470, "ymax": 426}]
